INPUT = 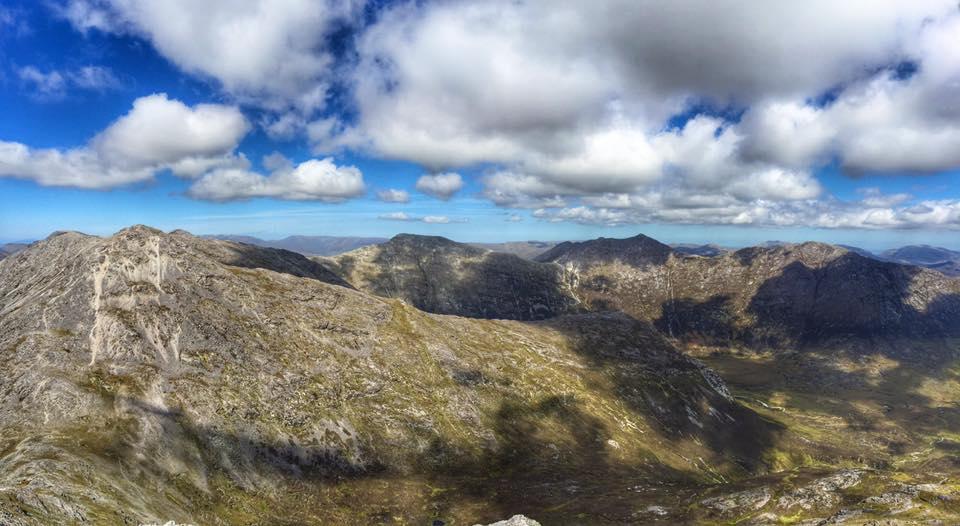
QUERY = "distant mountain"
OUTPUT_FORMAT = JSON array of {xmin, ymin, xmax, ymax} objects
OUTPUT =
[
  {"xmin": 204, "ymin": 234, "xmax": 387, "ymax": 256},
  {"xmin": 468, "ymin": 240, "xmax": 555, "ymax": 259},
  {"xmin": 331, "ymin": 233, "xmax": 960, "ymax": 354},
  {"xmin": 881, "ymin": 245, "xmax": 960, "ymax": 277},
  {"xmin": 671, "ymin": 243, "xmax": 731, "ymax": 257},
  {"xmin": 550, "ymin": 239, "xmax": 960, "ymax": 350},
  {"xmin": 0, "ymin": 242, "xmax": 29, "ymax": 260},
  {"xmin": 317, "ymin": 234, "xmax": 578, "ymax": 320},
  {"xmin": 535, "ymin": 233, "xmax": 674, "ymax": 267}
]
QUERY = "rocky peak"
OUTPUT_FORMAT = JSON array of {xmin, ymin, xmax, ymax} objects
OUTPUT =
[
  {"xmin": 535, "ymin": 233, "xmax": 674, "ymax": 267},
  {"xmin": 386, "ymin": 233, "xmax": 488, "ymax": 257}
]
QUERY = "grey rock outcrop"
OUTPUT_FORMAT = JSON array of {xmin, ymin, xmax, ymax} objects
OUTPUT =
[{"xmin": 474, "ymin": 515, "xmax": 541, "ymax": 526}]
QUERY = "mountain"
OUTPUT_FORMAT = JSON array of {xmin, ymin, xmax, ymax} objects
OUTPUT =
[
  {"xmin": 317, "ymin": 234, "xmax": 579, "ymax": 320},
  {"xmin": 0, "ymin": 242, "xmax": 29, "ymax": 260},
  {"xmin": 535, "ymin": 233, "xmax": 674, "ymax": 267},
  {"xmin": 836, "ymin": 244, "xmax": 879, "ymax": 259},
  {"xmin": 3, "ymin": 227, "xmax": 959, "ymax": 524},
  {"xmin": 321, "ymin": 233, "xmax": 960, "ymax": 352},
  {"xmin": 468, "ymin": 241, "xmax": 556, "ymax": 259},
  {"xmin": 314, "ymin": 232, "xmax": 960, "ymax": 522},
  {"xmin": 204, "ymin": 234, "xmax": 387, "ymax": 256},
  {"xmin": 551, "ymin": 239, "xmax": 960, "ymax": 351},
  {"xmin": 0, "ymin": 225, "xmax": 791, "ymax": 524},
  {"xmin": 670, "ymin": 243, "xmax": 731, "ymax": 257},
  {"xmin": 882, "ymin": 244, "xmax": 960, "ymax": 277}
]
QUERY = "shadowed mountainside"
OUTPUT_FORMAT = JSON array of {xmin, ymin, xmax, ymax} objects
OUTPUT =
[
  {"xmin": 547, "ymin": 238, "xmax": 960, "ymax": 352},
  {"xmin": 535, "ymin": 233, "xmax": 674, "ymax": 267},
  {"xmin": 316, "ymin": 234, "xmax": 580, "ymax": 321}
]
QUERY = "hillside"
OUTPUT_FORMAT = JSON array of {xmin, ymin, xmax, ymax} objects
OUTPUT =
[
  {"xmin": 1, "ymin": 227, "xmax": 959, "ymax": 524},
  {"xmin": 317, "ymin": 234, "xmax": 579, "ymax": 320},
  {"xmin": 0, "ymin": 226, "xmax": 789, "ymax": 525},
  {"xmin": 553, "ymin": 240, "xmax": 960, "ymax": 350}
]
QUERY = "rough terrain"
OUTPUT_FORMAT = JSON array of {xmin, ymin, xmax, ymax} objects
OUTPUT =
[{"xmin": 2, "ymin": 227, "xmax": 959, "ymax": 524}]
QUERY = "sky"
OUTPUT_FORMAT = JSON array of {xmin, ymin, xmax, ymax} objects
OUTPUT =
[{"xmin": 1, "ymin": 1, "xmax": 959, "ymax": 250}]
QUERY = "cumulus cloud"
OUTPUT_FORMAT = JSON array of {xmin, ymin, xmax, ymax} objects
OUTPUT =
[
  {"xmin": 531, "ymin": 195, "xmax": 960, "ymax": 230},
  {"xmin": 93, "ymin": 94, "xmax": 250, "ymax": 169},
  {"xmin": 188, "ymin": 156, "xmax": 364, "ymax": 202},
  {"xmin": 0, "ymin": 93, "xmax": 248, "ymax": 188},
  {"xmin": 376, "ymin": 188, "xmax": 410, "ymax": 203},
  {"xmin": 44, "ymin": 0, "xmax": 960, "ymax": 229},
  {"xmin": 415, "ymin": 172, "xmax": 463, "ymax": 200},
  {"xmin": 58, "ymin": 0, "xmax": 365, "ymax": 113},
  {"xmin": 332, "ymin": 0, "xmax": 960, "ymax": 229}
]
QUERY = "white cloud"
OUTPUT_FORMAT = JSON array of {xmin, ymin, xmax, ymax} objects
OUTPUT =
[
  {"xmin": 0, "ymin": 93, "xmax": 248, "ymax": 188},
  {"xmin": 0, "ymin": 6, "xmax": 30, "ymax": 37},
  {"xmin": 41, "ymin": 1, "xmax": 960, "ymax": 230},
  {"xmin": 92, "ymin": 93, "xmax": 249, "ymax": 169},
  {"xmin": 188, "ymin": 156, "xmax": 364, "ymax": 202},
  {"xmin": 59, "ymin": 0, "xmax": 365, "ymax": 114},
  {"xmin": 378, "ymin": 211, "xmax": 411, "ymax": 221},
  {"xmin": 17, "ymin": 67, "xmax": 66, "ymax": 99},
  {"xmin": 415, "ymin": 172, "xmax": 463, "ymax": 200},
  {"xmin": 531, "ymin": 196, "xmax": 960, "ymax": 231},
  {"xmin": 70, "ymin": 65, "xmax": 121, "ymax": 90},
  {"xmin": 17, "ymin": 65, "xmax": 120, "ymax": 100},
  {"xmin": 376, "ymin": 188, "xmax": 410, "ymax": 203},
  {"xmin": 858, "ymin": 187, "xmax": 914, "ymax": 208},
  {"xmin": 378, "ymin": 211, "xmax": 464, "ymax": 224}
]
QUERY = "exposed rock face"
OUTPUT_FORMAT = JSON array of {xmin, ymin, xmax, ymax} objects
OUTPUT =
[
  {"xmin": 317, "ymin": 234, "xmax": 580, "ymax": 320},
  {"xmin": 0, "ymin": 226, "xmax": 774, "ymax": 524},
  {"xmin": 474, "ymin": 515, "xmax": 541, "ymax": 526}
]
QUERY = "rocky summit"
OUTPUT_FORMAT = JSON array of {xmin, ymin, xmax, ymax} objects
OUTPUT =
[{"xmin": 2, "ymin": 227, "xmax": 959, "ymax": 525}]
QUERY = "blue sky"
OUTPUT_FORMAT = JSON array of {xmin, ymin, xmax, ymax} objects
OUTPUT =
[{"xmin": 1, "ymin": 1, "xmax": 959, "ymax": 250}]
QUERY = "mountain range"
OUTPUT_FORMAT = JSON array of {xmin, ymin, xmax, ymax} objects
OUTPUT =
[
  {"xmin": 1, "ymin": 227, "xmax": 959, "ymax": 524},
  {"xmin": 203, "ymin": 234, "xmax": 389, "ymax": 256}
]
